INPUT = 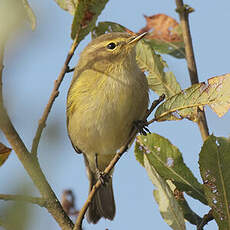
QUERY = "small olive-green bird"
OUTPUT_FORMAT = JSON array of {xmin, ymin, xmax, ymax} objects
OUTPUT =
[{"xmin": 66, "ymin": 32, "xmax": 149, "ymax": 223}]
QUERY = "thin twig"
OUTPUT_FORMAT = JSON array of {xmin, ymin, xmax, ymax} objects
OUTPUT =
[
  {"xmin": 0, "ymin": 194, "xmax": 47, "ymax": 207},
  {"xmin": 31, "ymin": 35, "xmax": 79, "ymax": 155},
  {"xmin": 197, "ymin": 210, "xmax": 214, "ymax": 230},
  {"xmin": 73, "ymin": 95, "xmax": 165, "ymax": 230},
  {"xmin": 175, "ymin": 0, "xmax": 209, "ymax": 141},
  {"xmin": 140, "ymin": 94, "xmax": 165, "ymax": 125}
]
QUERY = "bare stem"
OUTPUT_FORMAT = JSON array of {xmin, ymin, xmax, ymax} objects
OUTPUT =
[
  {"xmin": 175, "ymin": 0, "xmax": 209, "ymax": 141},
  {"xmin": 197, "ymin": 210, "xmax": 214, "ymax": 230},
  {"xmin": 0, "ymin": 43, "xmax": 73, "ymax": 230},
  {"xmin": 31, "ymin": 34, "xmax": 79, "ymax": 155},
  {"xmin": 73, "ymin": 95, "xmax": 165, "ymax": 230},
  {"xmin": 0, "ymin": 194, "xmax": 47, "ymax": 207}
]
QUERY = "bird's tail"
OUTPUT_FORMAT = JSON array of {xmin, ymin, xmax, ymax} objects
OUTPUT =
[{"xmin": 86, "ymin": 169, "xmax": 116, "ymax": 224}]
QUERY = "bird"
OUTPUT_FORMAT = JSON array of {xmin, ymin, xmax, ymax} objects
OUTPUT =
[{"xmin": 66, "ymin": 32, "xmax": 149, "ymax": 224}]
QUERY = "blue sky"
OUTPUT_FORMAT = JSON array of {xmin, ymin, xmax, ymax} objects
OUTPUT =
[{"xmin": 1, "ymin": 0, "xmax": 230, "ymax": 229}]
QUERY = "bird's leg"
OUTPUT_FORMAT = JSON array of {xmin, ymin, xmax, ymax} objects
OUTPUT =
[
  {"xmin": 94, "ymin": 153, "xmax": 110, "ymax": 185},
  {"xmin": 133, "ymin": 120, "xmax": 151, "ymax": 136}
]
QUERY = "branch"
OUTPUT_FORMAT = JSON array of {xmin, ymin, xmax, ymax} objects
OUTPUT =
[
  {"xmin": 197, "ymin": 210, "xmax": 214, "ymax": 230},
  {"xmin": 0, "ymin": 194, "xmax": 47, "ymax": 207},
  {"xmin": 0, "ymin": 42, "xmax": 73, "ymax": 230},
  {"xmin": 73, "ymin": 95, "xmax": 165, "ymax": 230},
  {"xmin": 175, "ymin": 0, "xmax": 209, "ymax": 141},
  {"xmin": 31, "ymin": 35, "xmax": 79, "ymax": 155}
]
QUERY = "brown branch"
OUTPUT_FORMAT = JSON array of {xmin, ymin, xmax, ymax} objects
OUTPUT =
[
  {"xmin": 31, "ymin": 35, "xmax": 79, "ymax": 155},
  {"xmin": 175, "ymin": 1, "xmax": 209, "ymax": 141},
  {"xmin": 73, "ymin": 95, "xmax": 165, "ymax": 230},
  {"xmin": 0, "ymin": 194, "xmax": 47, "ymax": 207},
  {"xmin": 0, "ymin": 42, "xmax": 74, "ymax": 230},
  {"xmin": 197, "ymin": 210, "xmax": 214, "ymax": 230}
]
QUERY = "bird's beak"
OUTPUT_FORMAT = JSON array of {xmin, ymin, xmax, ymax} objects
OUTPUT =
[{"xmin": 127, "ymin": 32, "xmax": 148, "ymax": 45}]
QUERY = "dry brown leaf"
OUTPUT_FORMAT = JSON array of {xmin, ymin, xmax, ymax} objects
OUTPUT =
[
  {"xmin": 139, "ymin": 14, "xmax": 182, "ymax": 42},
  {"xmin": 0, "ymin": 142, "xmax": 12, "ymax": 166},
  {"xmin": 61, "ymin": 189, "xmax": 79, "ymax": 216}
]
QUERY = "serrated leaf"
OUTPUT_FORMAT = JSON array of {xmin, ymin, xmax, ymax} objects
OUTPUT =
[
  {"xmin": 144, "ymin": 155, "xmax": 186, "ymax": 230},
  {"xmin": 199, "ymin": 135, "xmax": 230, "ymax": 229},
  {"xmin": 54, "ymin": 0, "xmax": 76, "ymax": 15},
  {"xmin": 22, "ymin": 0, "xmax": 36, "ymax": 30},
  {"xmin": 0, "ymin": 143, "xmax": 11, "ymax": 167},
  {"xmin": 136, "ymin": 40, "xmax": 181, "ymax": 98},
  {"xmin": 135, "ymin": 133, "xmax": 207, "ymax": 204},
  {"xmin": 155, "ymin": 73, "xmax": 230, "ymax": 122},
  {"xmin": 71, "ymin": 0, "xmax": 108, "ymax": 43},
  {"xmin": 138, "ymin": 14, "xmax": 185, "ymax": 58}
]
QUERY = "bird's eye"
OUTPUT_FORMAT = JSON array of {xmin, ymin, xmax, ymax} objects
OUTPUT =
[{"xmin": 107, "ymin": 42, "xmax": 116, "ymax": 50}]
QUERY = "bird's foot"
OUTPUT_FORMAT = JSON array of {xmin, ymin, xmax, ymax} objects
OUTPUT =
[
  {"xmin": 133, "ymin": 120, "xmax": 151, "ymax": 136},
  {"xmin": 95, "ymin": 169, "xmax": 110, "ymax": 185},
  {"xmin": 95, "ymin": 153, "xmax": 110, "ymax": 185}
]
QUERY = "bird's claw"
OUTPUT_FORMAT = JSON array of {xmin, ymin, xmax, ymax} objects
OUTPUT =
[
  {"xmin": 95, "ymin": 169, "xmax": 110, "ymax": 186},
  {"xmin": 95, "ymin": 153, "xmax": 110, "ymax": 185},
  {"xmin": 133, "ymin": 120, "xmax": 151, "ymax": 136}
]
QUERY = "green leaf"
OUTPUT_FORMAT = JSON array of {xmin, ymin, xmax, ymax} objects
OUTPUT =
[
  {"xmin": 167, "ymin": 180, "xmax": 202, "ymax": 226},
  {"xmin": 199, "ymin": 135, "xmax": 230, "ymax": 229},
  {"xmin": 0, "ymin": 143, "xmax": 11, "ymax": 167},
  {"xmin": 136, "ymin": 40, "xmax": 181, "ymax": 98},
  {"xmin": 22, "ymin": 0, "xmax": 36, "ymax": 30},
  {"xmin": 144, "ymin": 154, "xmax": 186, "ymax": 230},
  {"xmin": 91, "ymin": 21, "xmax": 128, "ymax": 38},
  {"xmin": 155, "ymin": 73, "xmax": 230, "ymax": 122},
  {"xmin": 54, "ymin": 0, "xmax": 76, "ymax": 15},
  {"xmin": 135, "ymin": 133, "xmax": 207, "ymax": 204},
  {"xmin": 71, "ymin": 0, "xmax": 108, "ymax": 43},
  {"xmin": 177, "ymin": 197, "xmax": 202, "ymax": 226},
  {"xmin": 145, "ymin": 37, "xmax": 185, "ymax": 59}
]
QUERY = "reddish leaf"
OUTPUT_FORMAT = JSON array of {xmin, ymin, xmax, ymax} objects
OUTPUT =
[
  {"xmin": 81, "ymin": 10, "xmax": 94, "ymax": 28},
  {"xmin": 139, "ymin": 14, "xmax": 183, "ymax": 42},
  {"xmin": 71, "ymin": 0, "xmax": 108, "ymax": 42}
]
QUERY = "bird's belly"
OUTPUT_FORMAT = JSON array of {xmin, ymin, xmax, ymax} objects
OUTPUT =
[{"xmin": 68, "ymin": 84, "xmax": 148, "ymax": 156}]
